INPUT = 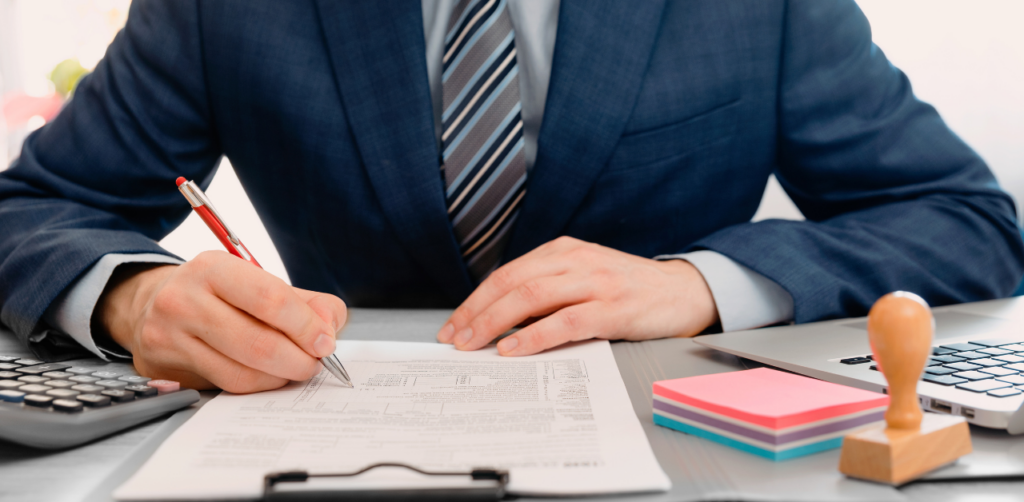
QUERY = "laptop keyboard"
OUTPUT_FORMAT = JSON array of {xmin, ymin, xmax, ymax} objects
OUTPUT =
[{"xmin": 839, "ymin": 337, "xmax": 1024, "ymax": 398}]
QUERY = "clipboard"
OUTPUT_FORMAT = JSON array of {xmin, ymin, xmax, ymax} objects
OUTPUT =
[{"xmin": 262, "ymin": 463, "xmax": 510, "ymax": 501}]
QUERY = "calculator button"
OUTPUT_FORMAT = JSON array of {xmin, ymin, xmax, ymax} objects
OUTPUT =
[
  {"xmin": 0, "ymin": 356, "xmax": 19, "ymax": 362},
  {"xmin": 147, "ymin": 380, "xmax": 180, "ymax": 394},
  {"xmin": 922, "ymin": 374, "xmax": 967, "ymax": 386},
  {"xmin": 124, "ymin": 385, "xmax": 157, "ymax": 398},
  {"xmin": 987, "ymin": 387, "xmax": 1022, "ymax": 398},
  {"xmin": 46, "ymin": 380, "xmax": 76, "ymax": 389},
  {"xmin": 101, "ymin": 389, "xmax": 135, "ymax": 403},
  {"xmin": 66, "ymin": 367, "xmax": 98, "ymax": 375},
  {"xmin": 952, "ymin": 371, "xmax": 992, "ymax": 381},
  {"xmin": 52, "ymin": 399, "xmax": 84, "ymax": 413},
  {"xmin": 953, "ymin": 351, "xmax": 987, "ymax": 360},
  {"xmin": 15, "ymin": 363, "xmax": 71, "ymax": 375},
  {"xmin": 996, "ymin": 375, "xmax": 1024, "ymax": 385},
  {"xmin": 969, "ymin": 358, "xmax": 1005, "ymax": 368},
  {"xmin": 76, "ymin": 394, "xmax": 111, "ymax": 407},
  {"xmin": 24, "ymin": 395, "xmax": 54, "ymax": 407},
  {"xmin": 979, "ymin": 367, "xmax": 1018, "ymax": 377},
  {"xmin": 0, "ymin": 390, "xmax": 25, "ymax": 402},
  {"xmin": 46, "ymin": 389, "xmax": 81, "ymax": 399},
  {"xmin": 69, "ymin": 375, "xmax": 100, "ymax": 384},
  {"xmin": 994, "ymin": 354, "xmax": 1024, "ymax": 364},
  {"xmin": 0, "ymin": 371, "xmax": 20, "ymax": 379},
  {"xmin": 91, "ymin": 371, "xmax": 121, "ymax": 379},
  {"xmin": 96, "ymin": 380, "xmax": 128, "ymax": 389},
  {"xmin": 42, "ymin": 371, "xmax": 75, "ymax": 379},
  {"xmin": 13, "ymin": 359, "xmax": 43, "ymax": 366},
  {"xmin": 941, "ymin": 343, "xmax": 986, "ymax": 352},
  {"xmin": 0, "ymin": 380, "xmax": 23, "ymax": 390},
  {"xmin": 18, "ymin": 384, "xmax": 53, "ymax": 394},
  {"xmin": 0, "ymin": 363, "xmax": 21, "ymax": 371},
  {"xmin": 945, "ymin": 362, "xmax": 981, "ymax": 372},
  {"xmin": 71, "ymin": 384, "xmax": 104, "ymax": 393},
  {"xmin": 924, "ymin": 366, "xmax": 958, "ymax": 375},
  {"xmin": 17, "ymin": 375, "xmax": 50, "ymax": 384},
  {"xmin": 840, "ymin": 357, "xmax": 871, "ymax": 365},
  {"xmin": 118, "ymin": 375, "xmax": 151, "ymax": 384},
  {"xmin": 956, "ymin": 379, "xmax": 1011, "ymax": 393}
]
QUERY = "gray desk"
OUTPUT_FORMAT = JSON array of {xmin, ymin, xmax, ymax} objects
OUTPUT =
[{"xmin": 2, "ymin": 309, "xmax": 1023, "ymax": 502}]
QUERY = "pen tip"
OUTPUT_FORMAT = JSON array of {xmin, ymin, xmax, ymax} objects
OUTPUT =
[{"xmin": 175, "ymin": 176, "xmax": 187, "ymax": 187}]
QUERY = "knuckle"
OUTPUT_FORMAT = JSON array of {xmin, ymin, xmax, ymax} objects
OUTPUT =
[
  {"xmin": 245, "ymin": 330, "xmax": 277, "ymax": 365},
  {"xmin": 560, "ymin": 309, "xmax": 584, "ymax": 332},
  {"xmin": 257, "ymin": 285, "xmax": 290, "ymax": 313},
  {"xmin": 488, "ymin": 267, "xmax": 517, "ymax": 292},
  {"xmin": 517, "ymin": 280, "xmax": 546, "ymax": 305}
]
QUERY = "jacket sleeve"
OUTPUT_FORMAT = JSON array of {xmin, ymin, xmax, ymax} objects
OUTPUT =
[
  {"xmin": 0, "ymin": 0, "xmax": 220, "ymax": 357},
  {"xmin": 689, "ymin": 0, "xmax": 1024, "ymax": 323}
]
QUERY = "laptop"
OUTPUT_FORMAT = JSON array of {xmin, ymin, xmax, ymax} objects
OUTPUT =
[{"xmin": 694, "ymin": 297, "xmax": 1024, "ymax": 434}]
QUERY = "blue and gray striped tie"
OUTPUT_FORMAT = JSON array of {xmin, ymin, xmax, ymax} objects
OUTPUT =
[{"xmin": 442, "ymin": 0, "xmax": 527, "ymax": 280}]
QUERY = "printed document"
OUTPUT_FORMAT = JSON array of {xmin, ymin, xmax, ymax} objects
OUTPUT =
[{"xmin": 116, "ymin": 340, "xmax": 670, "ymax": 499}]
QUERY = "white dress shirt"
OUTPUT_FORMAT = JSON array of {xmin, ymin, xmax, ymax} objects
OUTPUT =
[{"xmin": 45, "ymin": 0, "xmax": 793, "ymax": 360}]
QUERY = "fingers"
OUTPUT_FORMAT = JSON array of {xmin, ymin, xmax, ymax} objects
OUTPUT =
[
  {"xmin": 195, "ymin": 252, "xmax": 336, "ymax": 358},
  {"xmin": 186, "ymin": 297, "xmax": 322, "ymax": 382},
  {"xmin": 439, "ymin": 249, "xmax": 576, "ymax": 344},
  {"xmin": 451, "ymin": 275, "xmax": 593, "ymax": 351},
  {"xmin": 496, "ymin": 302, "xmax": 605, "ymax": 356},
  {"xmin": 293, "ymin": 287, "xmax": 348, "ymax": 335},
  {"xmin": 140, "ymin": 331, "xmax": 292, "ymax": 393}
]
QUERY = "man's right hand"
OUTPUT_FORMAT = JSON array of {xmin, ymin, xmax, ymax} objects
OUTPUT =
[{"xmin": 95, "ymin": 251, "xmax": 347, "ymax": 393}]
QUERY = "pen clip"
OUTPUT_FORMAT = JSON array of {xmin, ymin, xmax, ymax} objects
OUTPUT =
[{"xmin": 177, "ymin": 180, "xmax": 252, "ymax": 261}]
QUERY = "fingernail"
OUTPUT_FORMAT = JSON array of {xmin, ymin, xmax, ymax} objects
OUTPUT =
[
  {"xmin": 498, "ymin": 336, "xmax": 519, "ymax": 354},
  {"xmin": 454, "ymin": 328, "xmax": 473, "ymax": 346},
  {"xmin": 313, "ymin": 333, "xmax": 335, "ymax": 357},
  {"xmin": 437, "ymin": 323, "xmax": 455, "ymax": 343}
]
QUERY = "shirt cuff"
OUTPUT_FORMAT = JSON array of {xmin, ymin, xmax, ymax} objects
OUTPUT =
[
  {"xmin": 43, "ymin": 253, "xmax": 184, "ymax": 361},
  {"xmin": 654, "ymin": 250, "xmax": 794, "ymax": 332}
]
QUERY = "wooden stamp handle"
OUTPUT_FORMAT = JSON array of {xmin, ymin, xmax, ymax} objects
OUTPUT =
[{"xmin": 867, "ymin": 292, "xmax": 933, "ymax": 430}]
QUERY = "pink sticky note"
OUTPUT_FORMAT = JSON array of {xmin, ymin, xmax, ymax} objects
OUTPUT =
[
  {"xmin": 654, "ymin": 368, "xmax": 888, "ymax": 429},
  {"xmin": 147, "ymin": 380, "xmax": 180, "ymax": 394}
]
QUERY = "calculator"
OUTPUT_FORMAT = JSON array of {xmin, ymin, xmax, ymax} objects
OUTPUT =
[{"xmin": 0, "ymin": 355, "xmax": 200, "ymax": 449}]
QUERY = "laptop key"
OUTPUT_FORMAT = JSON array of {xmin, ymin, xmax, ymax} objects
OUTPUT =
[
  {"xmin": 994, "ymin": 354, "xmax": 1024, "ymax": 364},
  {"xmin": 932, "ymin": 347, "xmax": 957, "ymax": 356},
  {"xmin": 925, "ymin": 366, "xmax": 958, "ymax": 375},
  {"xmin": 840, "ymin": 357, "xmax": 872, "ymax": 365},
  {"xmin": 1005, "ymin": 363, "xmax": 1024, "ymax": 372},
  {"xmin": 1001, "ymin": 344, "xmax": 1024, "ymax": 353},
  {"xmin": 953, "ymin": 351, "xmax": 987, "ymax": 360},
  {"xmin": 930, "ymin": 354, "xmax": 965, "ymax": 364},
  {"xmin": 953, "ymin": 371, "xmax": 992, "ymax": 381},
  {"xmin": 980, "ymin": 367, "xmax": 1017, "ymax": 377},
  {"xmin": 941, "ymin": 342, "xmax": 986, "ymax": 352},
  {"xmin": 970, "ymin": 339, "xmax": 1022, "ymax": 347},
  {"xmin": 956, "ymin": 379, "xmax": 1010, "ymax": 393},
  {"xmin": 922, "ymin": 374, "xmax": 967, "ymax": 386},
  {"xmin": 996, "ymin": 375, "xmax": 1024, "ymax": 385},
  {"xmin": 979, "ymin": 347, "xmax": 1012, "ymax": 356},
  {"xmin": 945, "ymin": 362, "xmax": 981, "ymax": 372},
  {"xmin": 970, "ymin": 358, "xmax": 1006, "ymax": 368},
  {"xmin": 988, "ymin": 387, "xmax": 1022, "ymax": 398}
]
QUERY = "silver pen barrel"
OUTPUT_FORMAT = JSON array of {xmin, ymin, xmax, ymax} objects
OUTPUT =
[{"xmin": 321, "ymin": 354, "xmax": 353, "ymax": 388}]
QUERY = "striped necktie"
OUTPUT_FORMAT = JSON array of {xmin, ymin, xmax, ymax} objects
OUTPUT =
[{"xmin": 442, "ymin": 0, "xmax": 527, "ymax": 281}]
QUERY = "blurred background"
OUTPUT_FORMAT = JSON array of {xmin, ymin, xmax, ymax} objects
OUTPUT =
[{"xmin": 1, "ymin": 0, "xmax": 1023, "ymax": 284}]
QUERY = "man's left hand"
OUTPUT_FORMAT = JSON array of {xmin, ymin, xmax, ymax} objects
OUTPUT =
[{"xmin": 436, "ymin": 236, "xmax": 720, "ymax": 355}]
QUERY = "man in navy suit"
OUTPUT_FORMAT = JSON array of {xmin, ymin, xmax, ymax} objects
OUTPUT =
[{"xmin": 1, "ymin": 0, "xmax": 1021, "ymax": 392}]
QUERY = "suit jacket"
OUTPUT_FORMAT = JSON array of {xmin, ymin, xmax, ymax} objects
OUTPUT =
[{"xmin": 1, "ymin": 0, "xmax": 1022, "ymax": 357}]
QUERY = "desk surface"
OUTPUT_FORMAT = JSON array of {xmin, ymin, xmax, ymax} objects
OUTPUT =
[{"xmin": 1, "ymin": 307, "xmax": 1023, "ymax": 502}]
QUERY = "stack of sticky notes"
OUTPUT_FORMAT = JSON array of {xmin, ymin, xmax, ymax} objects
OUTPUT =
[{"xmin": 653, "ymin": 367, "xmax": 889, "ymax": 461}]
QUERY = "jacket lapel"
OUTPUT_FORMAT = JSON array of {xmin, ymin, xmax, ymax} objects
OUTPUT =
[
  {"xmin": 504, "ymin": 0, "xmax": 668, "ymax": 261},
  {"xmin": 315, "ymin": 0, "xmax": 475, "ymax": 301}
]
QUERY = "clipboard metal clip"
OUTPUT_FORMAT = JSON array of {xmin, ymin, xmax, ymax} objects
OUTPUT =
[{"xmin": 263, "ymin": 463, "xmax": 510, "ymax": 501}]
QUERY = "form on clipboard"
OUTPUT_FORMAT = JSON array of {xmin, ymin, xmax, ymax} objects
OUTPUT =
[{"xmin": 115, "ymin": 340, "xmax": 670, "ymax": 500}]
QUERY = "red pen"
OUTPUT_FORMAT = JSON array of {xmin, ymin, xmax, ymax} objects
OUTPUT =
[{"xmin": 175, "ymin": 177, "xmax": 353, "ymax": 388}]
